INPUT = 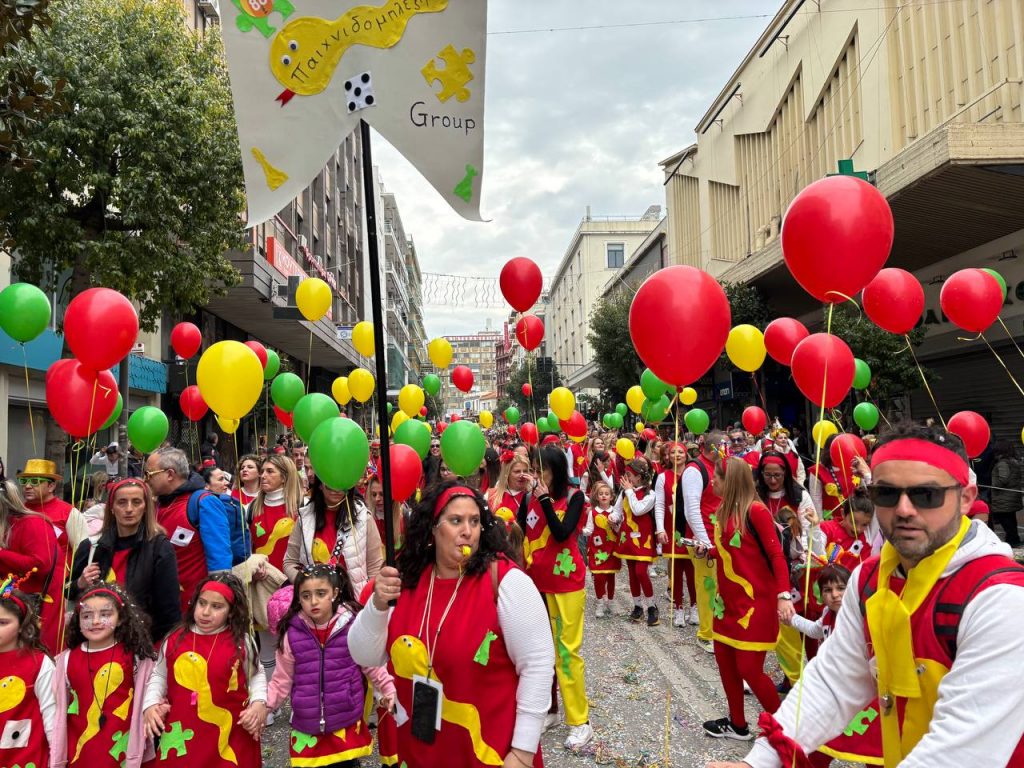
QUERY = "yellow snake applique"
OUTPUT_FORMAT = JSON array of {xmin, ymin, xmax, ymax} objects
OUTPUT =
[
  {"xmin": 269, "ymin": 0, "xmax": 448, "ymax": 102},
  {"xmin": 72, "ymin": 661, "xmax": 129, "ymax": 763},
  {"xmin": 255, "ymin": 516, "xmax": 295, "ymax": 558},
  {"xmin": 173, "ymin": 651, "xmax": 237, "ymax": 764},
  {"xmin": 0, "ymin": 675, "xmax": 26, "ymax": 715},
  {"xmin": 713, "ymin": 523, "xmax": 756, "ymax": 630},
  {"xmin": 389, "ymin": 635, "xmax": 502, "ymax": 766}
]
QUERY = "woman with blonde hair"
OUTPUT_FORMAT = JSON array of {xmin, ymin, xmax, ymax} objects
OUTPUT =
[
  {"xmin": 486, "ymin": 450, "xmax": 533, "ymax": 530},
  {"xmin": 702, "ymin": 457, "xmax": 793, "ymax": 742}
]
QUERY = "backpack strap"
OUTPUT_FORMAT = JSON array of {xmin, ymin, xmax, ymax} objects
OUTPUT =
[{"xmin": 684, "ymin": 459, "xmax": 709, "ymax": 491}]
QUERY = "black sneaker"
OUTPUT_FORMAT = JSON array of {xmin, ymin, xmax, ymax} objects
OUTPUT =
[
  {"xmin": 630, "ymin": 605, "xmax": 644, "ymax": 623},
  {"xmin": 646, "ymin": 605, "xmax": 660, "ymax": 626},
  {"xmin": 702, "ymin": 717, "xmax": 753, "ymax": 741}
]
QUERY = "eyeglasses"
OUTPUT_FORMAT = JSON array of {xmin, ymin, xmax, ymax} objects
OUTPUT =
[
  {"xmin": 867, "ymin": 484, "xmax": 960, "ymax": 510},
  {"xmin": 144, "ymin": 467, "xmax": 171, "ymax": 480},
  {"xmin": 430, "ymin": 443, "xmax": 440, "ymax": 449},
  {"xmin": 17, "ymin": 477, "xmax": 48, "ymax": 486},
  {"xmin": 762, "ymin": 472, "xmax": 785, "ymax": 480},
  {"xmin": 730, "ymin": 437, "xmax": 746, "ymax": 444}
]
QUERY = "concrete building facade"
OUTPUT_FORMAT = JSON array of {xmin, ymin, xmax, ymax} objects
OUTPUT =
[{"xmin": 439, "ymin": 329, "xmax": 501, "ymax": 416}]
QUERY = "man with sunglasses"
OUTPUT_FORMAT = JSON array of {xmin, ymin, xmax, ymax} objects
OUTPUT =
[{"xmin": 708, "ymin": 423, "xmax": 1024, "ymax": 768}]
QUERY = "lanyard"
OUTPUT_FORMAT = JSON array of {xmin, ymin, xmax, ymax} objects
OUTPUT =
[{"xmin": 417, "ymin": 568, "xmax": 464, "ymax": 679}]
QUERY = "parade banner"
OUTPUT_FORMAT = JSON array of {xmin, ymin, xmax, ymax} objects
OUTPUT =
[{"xmin": 220, "ymin": 0, "xmax": 487, "ymax": 225}]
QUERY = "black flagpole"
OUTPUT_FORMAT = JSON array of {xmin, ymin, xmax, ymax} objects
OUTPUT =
[{"xmin": 359, "ymin": 119, "xmax": 396, "ymax": 566}]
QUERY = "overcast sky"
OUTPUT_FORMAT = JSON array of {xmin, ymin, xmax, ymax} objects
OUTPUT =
[{"xmin": 371, "ymin": 0, "xmax": 780, "ymax": 338}]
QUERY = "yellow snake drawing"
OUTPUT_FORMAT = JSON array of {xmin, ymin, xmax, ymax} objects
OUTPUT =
[
  {"xmin": 622, "ymin": 496, "xmax": 641, "ymax": 541},
  {"xmin": 255, "ymin": 516, "xmax": 294, "ymax": 558},
  {"xmin": 389, "ymin": 635, "xmax": 502, "ymax": 766},
  {"xmin": 174, "ymin": 652, "xmax": 237, "ymax": 764},
  {"xmin": 72, "ymin": 661, "xmax": 130, "ymax": 762},
  {"xmin": 0, "ymin": 675, "xmax": 26, "ymax": 715}
]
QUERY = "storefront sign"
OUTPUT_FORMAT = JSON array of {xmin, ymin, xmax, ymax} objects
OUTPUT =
[{"xmin": 266, "ymin": 236, "xmax": 306, "ymax": 281}]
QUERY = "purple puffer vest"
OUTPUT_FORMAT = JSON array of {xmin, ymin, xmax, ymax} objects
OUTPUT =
[{"xmin": 286, "ymin": 608, "xmax": 366, "ymax": 733}]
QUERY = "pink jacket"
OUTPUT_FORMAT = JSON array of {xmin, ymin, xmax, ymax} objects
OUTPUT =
[{"xmin": 50, "ymin": 648, "xmax": 155, "ymax": 768}]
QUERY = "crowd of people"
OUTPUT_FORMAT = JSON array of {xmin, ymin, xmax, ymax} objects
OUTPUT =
[{"xmin": 1, "ymin": 416, "xmax": 1022, "ymax": 768}]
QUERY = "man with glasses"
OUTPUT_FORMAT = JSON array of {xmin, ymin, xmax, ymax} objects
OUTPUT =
[
  {"xmin": 728, "ymin": 428, "xmax": 760, "ymax": 469},
  {"xmin": 709, "ymin": 423, "xmax": 1024, "ymax": 768}
]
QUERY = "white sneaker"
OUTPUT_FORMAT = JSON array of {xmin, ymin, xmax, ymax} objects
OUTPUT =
[
  {"xmin": 565, "ymin": 722, "xmax": 594, "ymax": 750},
  {"xmin": 743, "ymin": 680, "xmax": 752, "ymax": 694},
  {"xmin": 595, "ymin": 601, "xmax": 606, "ymax": 619},
  {"xmin": 265, "ymin": 709, "xmax": 276, "ymax": 726},
  {"xmin": 650, "ymin": 566, "xmax": 660, "ymax": 578},
  {"xmin": 687, "ymin": 605, "xmax": 700, "ymax": 625},
  {"xmin": 603, "ymin": 598, "xmax": 614, "ymax": 617},
  {"xmin": 673, "ymin": 608, "xmax": 687, "ymax": 627},
  {"xmin": 697, "ymin": 638, "xmax": 715, "ymax": 654},
  {"xmin": 543, "ymin": 713, "xmax": 559, "ymax": 732}
]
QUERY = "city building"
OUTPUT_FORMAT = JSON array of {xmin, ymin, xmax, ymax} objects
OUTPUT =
[
  {"xmin": 406, "ymin": 239, "xmax": 427, "ymax": 383},
  {"xmin": 600, "ymin": 219, "xmax": 669, "ymax": 302},
  {"xmin": 382, "ymin": 189, "xmax": 412, "ymax": 390},
  {"xmin": 660, "ymin": 0, "xmax": 1024, "ymax": 438},
  {"xmin": 548, "ymin": 207, "xmax": 662, "ymax": 392},
  {"xmin": 439, "ymin": 328, "xmax": 501, "ymax": 416}
]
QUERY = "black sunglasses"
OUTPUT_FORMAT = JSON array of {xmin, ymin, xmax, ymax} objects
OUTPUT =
[{"xmin": 867, "ymin": 484, "xmax": 960, "ymax": 510}]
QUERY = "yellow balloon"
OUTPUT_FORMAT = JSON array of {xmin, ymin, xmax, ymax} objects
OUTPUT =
[
  {"xmin": 295, "ymin": 277, "xmax": 332, "ymax": 322},
  {"xmin": 570, "ymin": 433, "xmax": 587, "ymax": 444},
  {"xmin": 680, "ymin": 387, "xmax": 698, "ymax": 406},
  {"xmin": 479, "ymin": 410, "xmax": 494, "ymax": 428},
  {"xmin": 398, "ymin": 384, "xmax": 425, "ymax": 417},
  {"xmin": 427, "ymin": 337, "xmax": 453, "ymax": 369},
  {"xmin": 812, "ymin": 419, "xmax": 839, "ymax": 446},
  {"xmin": 725, "ymin": 324, "xmax": 767, "ymax": 373},
  {"xmin": 635, "ymin": 421, "xmax": 645, "ymax": 431},
  {"xmin": 216, "ymin": 415, "xmax": 240, "ymax": 434},
  {"xmin": 391, "ymin": 410, "xmax": 410, "ymax": 432},
  {"xmin": 549, "ymin": 387, "xmax": 576, "ymax": 421},
  {"xmin": 626, "ymin": 385, "xmax": 645, "ymax": 414},
  {"xmin": 616, "ymin": 438, "xmax": 636, "ymax": 461},
  {"xmin": 348, "ymin": 367, "xmax": 375, "ymax": 403},
  {"xmin": 331, "ymin": 376, "xmax": 351, "ymax": 406},
  {"xmin": 196, "ymin": 341, "xmax": 263, "ymax": 420},
  {"xmin": 352, "ymin": 321, "xmax": 375, "ymax": 358}
]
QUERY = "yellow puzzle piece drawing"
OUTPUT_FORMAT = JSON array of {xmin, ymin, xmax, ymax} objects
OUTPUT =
[
  {"xmin": 421, "ymin": 44, "xmax": 475, "ymax": 103},
  {"xmin": 270, "ymin": 0, "xmax": 449, "ymax": 104}
]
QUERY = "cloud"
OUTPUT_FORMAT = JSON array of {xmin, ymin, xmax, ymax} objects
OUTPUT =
[{"xmin": 372, "ymin": 0, "xmax": 778, "ymax": 338}]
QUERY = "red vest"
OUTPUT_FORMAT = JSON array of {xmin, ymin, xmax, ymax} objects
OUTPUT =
[
  {"xmin": 65, "ymin": 644, "xmax": 135, "ymax": 766},
  {"xmin": 523, "ymin": 494, "xmax": 585, "ymax": 593},
  {"xmin": 570, "ymin": 444, "xmax": 587, "ymax": 476},
  {"xmin": 820, "ymin": 519, "xmax": 873, "ymax": 573},
  {"xmin": 30, "ymin": 496, "xmax": 73, "ymax": 653},
  {"xmin": 250, "ymin": 501, "xmax": 294, "ymax": 572},
  {"xmin": 0, "ymin": 648, "xmax": 48, "ymax": 767},
  {"xmin": 807, "ymin": 464, "xmax": 844, "ymax": 517},
  {"xmin": 386, "ymin": 558, "xmax": 543, "ymax": 768},
  {"xmin": 615, "ymin": 488, "xmax": 655, "ymax": 561},
  {"xmin": 586, "ymin": 506, "xmax": 621, "ymax": 573},
  {"xmin": 157, "ymin": 494, "xmax": 207, "ymax": 616},
  {"xmin": 231, "ymin": 488, "xmax": 256, "ymax": 507},
  {"xmin": 488, "ymin": 489, "xmax": 524, "ymax": 532},
  {"xmin": 685, "ymin": 454, "xmax": 720, "ymax": 536}
]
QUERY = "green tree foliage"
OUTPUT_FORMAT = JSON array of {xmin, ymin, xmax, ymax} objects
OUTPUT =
[
  {"xmin": 722, "ymin": 281, "xmax": 770, "ymax": 328},
  {"xmin": 587, "ymin": 286, "xmax": 643, "ymax": 403},
  {"xmin": 500, "ymin": 356, "xmax": 563, "ymax": 417},
  {"xmin": 2, "ymin": 0, "xmax": 245, "ymax": 329}
]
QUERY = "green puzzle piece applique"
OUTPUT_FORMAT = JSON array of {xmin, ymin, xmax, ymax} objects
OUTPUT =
[
  {"xmin": 473, "ymin": 630, "xmax": 498, "ymax": 665},
  {"xmin": 812, "ymin": 582, "xmax": 822, "ymax": 603},
  {"xmin": 158, "ymin": 721, "xmax": 194, "ymax": 759},
  {"xmin": 553, "ymin": 548, "xmax": 577, "ymax": 577},
  {"xmin": 729, "ymin": 530, "xmax": 741, "ymax": 548},
  {"xmin": 594, "ymin": 551, "xmax": 610, "ymax": 564},
  {"xmin": 67, "ymin": 687, "xmax": 79, "ymax": 715},
  {"xmin": 256, "ymin": 521, "xmax": 266, "ymax": 538},
  {"xmin": 110, "ymin": 730, "xmax": 130, "ymax": 763},
  {"xmin": 709, "ymin": 513, "xmax": 718, "ymax": 526},
  {"xmin": 453, "ymin": 164, "xmax": 478, "ymax": 203},
  {"xmin": 292, "ymin": 730, "xmax": 319, "ymax": 753},
  {"xmin": 843, "ymin": 706, "xmax": 878, "ymax": 736},
  {"xmin": 712, "ymin": 593, "xmax": 725, "ymax": 620}
]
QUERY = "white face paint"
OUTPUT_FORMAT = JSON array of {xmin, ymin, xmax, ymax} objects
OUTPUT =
[{"xmin": 78, "ymin": 595, "xmax": 120, "ymax": 647}]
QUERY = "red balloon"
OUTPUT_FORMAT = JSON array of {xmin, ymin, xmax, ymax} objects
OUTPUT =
[
  {"xmin": 861, "ymin": 268, "xmax": 924, "ymax": 335},
  {"xmin": 506, "ymin": 424, "xmax": 517, "ymax": 436},
  {"xmin": 64, "ymin": 288, "xmax": 139, "ymax": 371},
  {"xmin": 830, "ymin": 433, "xmax": 868, "ymax": 493},
  {"xmin": 451, "ymin": 365, "xmax": 474, "ymax": 393},
  {"xmin": 389, "ymin": 444, "xmax": 423, "ymax": 502},
  {"xmin": 450, "ymin": 414, "xmax": 461, "ymax": 422},
  {"xmin": 764, "ymin": 318, "xmax": 809, "ymax": 366},
  {"xmin": 781, "ymin": 175, "xmax": 894, "ymax": 303},
  {"xmin": 629, "ymin": 266, "xmax": 731, "ymax": 386},
  {"xmin": 514, "ymin": 315, "xmax": 544, "ymax": 351},
  {"xmin": 947, "ymin": 411, "xmax": 990, "ymax": 459},
  {"xmin": 790, "ymin": 334, "xmax": 855, "ymax": 408},
  {"xmin": 170, "ymin": 322, "xmax": 202, "ymax": 359},
  {"xmin": 741, "ymin": 406, "xmax": 768, "ymax": 435},
  {"xmin": 419, "ymin": 406, "xmax": 428, "ymax": 416},
  {"xmin": 244, "ymin": 340, "xmax": 269, "ymax": 368},
  {"xmin": 274, "ymin": 405, "xmax": 293, "ymax": 428},
  {"xmin": 436, "ymin": 421, "xmax": 449, "ymax": 434},
  {"xmin": 499, "ymin": 257, "xmax": 543, "ymax": 312},
  {"xmin": 179, "ymin": 385, "xmax": 209, "ymax": 421},
  {"xmin": 558, "ymin": 411, "xmax": 587, "ymax": 438},
  {"xmin": 45, "ymin": 359, "xmax": 119, "ymax": 438},
  {"xmin": 642, "ymin": 428, "xmax": 658, "ymax": 442},
  {"xmin": 521, "ymin": 383, "xmax": 533, "ymax": 397},
  {"xmin": 520, "ymin": 422, "xmax": 539, "ymax": 445},
  {"xmin": 940, "ymin": 268, "xmax": 1003, "ymax": 334}
]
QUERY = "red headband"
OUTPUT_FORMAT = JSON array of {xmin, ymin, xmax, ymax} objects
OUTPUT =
[
  {"xmin": 870, "ymin": 438, "xmax": 970, "ymax": 487},
  {"xmin": 761, "ymin": 456, "xmax": 787, "ymax": 470},
  {"xmin": 82, "ymin": 587, "xmax": 124, "ymax": 607},
  {"xmin": 499, "ymin": 450, "xmax": 515, "ymax": 464},
  {"xmin": 199, "ymin": 581, "xmax": 236, "ymax": 604},
  {"xmin": 434, "ymin": 485, "xmax": 476, "ymax": 519},
  {"xmin": 108, "ymin": 478, "xmax": 150, "ymax": 502}
]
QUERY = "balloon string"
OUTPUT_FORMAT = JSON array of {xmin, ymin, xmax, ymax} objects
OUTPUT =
[
  {"xmin": 981, "ymin": 333, "xmax": 1024, "ymax": 400},
  {"xmin": 860, "ymin": 388, "xmax": 892, "ymax": 430},
  {"xmin": 306, "ymin": 330, "xmax": 313, "ymax": 392},
  {"xmin": 20, "ymin": 345, "xmax": 38, "ymax": 455},
  {"xmin": 663, "ymin": 394, "xmax": 683, "ymax": 768},
  {"xmin": 997, "ymin": 317, "xmax": 1024, "ymax": 364},
  {"xmin": 751, "ymin": 371, "xmax": 768, "ymax": 414},
  {"xmin": 904, "ymin": 334, "xmax": 946, "ymax": 430}
]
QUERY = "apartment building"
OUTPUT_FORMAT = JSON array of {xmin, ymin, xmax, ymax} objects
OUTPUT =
[{"xmin": 439, "ymin": 329, "xmax": 501, "ymax": 416}]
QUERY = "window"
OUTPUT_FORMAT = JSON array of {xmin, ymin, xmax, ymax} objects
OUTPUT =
[{"xmin": 606, "ymin": 243, "xmax": 625, "ymax": 269}]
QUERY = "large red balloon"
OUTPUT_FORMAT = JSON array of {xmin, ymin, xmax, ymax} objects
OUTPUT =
[
  {"xmin": 790, "ymin": 334, "xmax": 856, "ymax": 408},
  {"xmin": 450, "ymin": 414, "xmax": 461, "ymax": 422},
  {"xmin": 520, "ymin": 422, "xmax": 539, "ymax": 445},
  {"xmin": 947, "ymin": 411, "xmax": 990, "ymax": 459},
  {"xmin": 741, "ymin": 406, "xmax": 768, "ymax": 435},
  {"xmin": 451, "ymin": 365, "xmax": 474, "ymax": 393},
  {"xmin": 781, "ymin": 176, "xmax": 894, "ymax": 303},
  {"xmin": 45, "ymin": 359, "xmax": 119, "ymax": 437},
  {"xmin": 558, "ymin": 411, "xmax": 588, "ymax": 438},
  {"xmin": 244, "ymin": 340, "xmax": 269, "ymax": 369},
  {"xmin": 940, "ymin": 268, "xmax": 1003, "ymax": 334},
  {"xmin": 521, "ymin": 383, "xmax": 533, "ymax": 397},
  {"xmin": 764, "ymin": 318, "xmax": 809, "ymax": 366},
  {"xmin": 389, "ymin": 444, "xmax": 423, "ymax": 502},
  {"xmin": 830, "ymin": 433, "xmax": 868, "ymax": 493},
  {"xmin": 629, "ymin": 266, "xmax": 731, "ymax": 386},
  {"xmin": 862, "ymin": 268, "xmax": 924, "ymax": 335},
  {"xmin": 499, "ymin": 258, "xmax": 543, "ymax": 312},
  {"xmin": 179, "ymin": 385, "xmax": 209, "ymax": 421},
  {"xmin": 170, "ymin": 322, "xmax": 202, "ymax": 359},
  {"xmin": 642, "ymin": 428, "xmax": 658, "ymax": 442},
  {"xmin": 515, "ymin": 315, "xmax": 544, "ymax": 351},
  {"xmin": 436, "ymin": 421, "xmax": 449, "ymax": 434},
  {"xmin": 274, "ymin": 405, "xmax": 293, "ymax": 428},
  {"xmin": 64, "ymin": 288, "xmax": 139, "ymax": 371}
]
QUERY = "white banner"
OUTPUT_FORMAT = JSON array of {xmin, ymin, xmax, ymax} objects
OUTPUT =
[{"xmin": 221, "ymin": 0, "xmax": 487, "ymax": 225}]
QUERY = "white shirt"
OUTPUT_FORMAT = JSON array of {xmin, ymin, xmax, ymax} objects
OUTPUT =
[
  {"xmin": 681, "ymin": 464, "xmax": 712, "ymax": 547},
  {"xmin": 90, "ymin": 451, "xmax": 120, "ymax": 475}
]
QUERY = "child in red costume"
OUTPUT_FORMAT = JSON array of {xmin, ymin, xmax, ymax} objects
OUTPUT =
[
  {"xmin": 820, "ymin": 488, "xmax": 876, "ymax": 574},
  {"xmin": 611, "ymin": 458, "xmax": 659, "ymax": 626},
  {"xmin": 582, "ymin": 481, "xmax": 620, "ymax": 618}
]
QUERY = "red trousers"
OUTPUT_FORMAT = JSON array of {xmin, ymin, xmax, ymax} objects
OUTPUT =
[
  {"xmin": 713, "ymin": 642, "xmax": 780, "ymax": 728},
  {"xmin": 626, "ymin": 560, "xmax": 653, "ymax": 598},
  {"xmin": 668, "ymin": 558, "xmax": 697, "ymax": 608},
  {"xmin": 593, "ymin": 572, "xmax": 616, "ymax": 600}
]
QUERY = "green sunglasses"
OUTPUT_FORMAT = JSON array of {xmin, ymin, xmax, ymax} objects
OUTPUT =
[{"xmin": 18, "ymin": 477, "xmax": 50, "ymax": 486}]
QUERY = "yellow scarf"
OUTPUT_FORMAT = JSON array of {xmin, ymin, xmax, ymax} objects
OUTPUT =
[{"xmin": 864, "ymin": 515, "xmax": 971, "ymax": 767}]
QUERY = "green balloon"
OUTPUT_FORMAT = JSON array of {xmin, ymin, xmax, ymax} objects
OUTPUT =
[
  {"xmin": 609, "ymin": 412, "xmax": 624, "ymax": 429},
  {"xmin": 853, "ymin": 359, "xmax": 872, "ymax": 391},
  {"xmin": 440, "ymin": 420, "xmax": 487, "ymax": 476},
  {"xmin": 0, "ymin": 283, "xmax": 51, "ymax": 343},
  {"xmin": 684, "ymin": 408, "xmax": 710, "ymax": 435},
  {"xmin": 615, "ymin": 402, "xmax": 628, "ymax": 417},
  {"xmin": 641, "ymin": 394, "xmax": 670, "ymax": 424},
  {"xmin": 504, "ymin": 406, "xmax": 521, "ymax": 425},
  {"xmin": 293, "ymin": 393, "xmax": 340, "ymax": 442},
  {"xmin": 127, "ymin": 406, "xmax": 169, "ymax": 453},
  {"xmin": 395, "ymin": 419, "xmax": 431, "ymax": 459},
  {"xmin": 309, "ymin": 417, "xmax": 368, "ymax": 490},
  {"xmin": 263, "ymin": 350, "xmax": 281, "ymax": 381},
  {"xmin": 536, "ymin": 416, "xmax": 550, "ymax": 433},
  {"xmin": 640, "ymin": 368, "xmax": 670, "ymax": 400},
  {"xmin": 853, "ymin": 402, "xmax": 880, "ymax": 431},
  {"xmin": 387, "ymin": 402, "xmax": 393, "ymax": 414},
  {"xmin": 100, "ymin": 393, "xmax": 124, "ymax": 431},
  {"xmin": 422, "ymin": 374, "xmax": 441, "ymax": 396},
  {"xmin": 981, "ymin": 268, "xmax": 1008, "ymax": 301},
  {"xmin": 271, "ymin": 372, "xmax": 305, "ymax": 412},
  {"xmin": 601, "ymin": 413, "xmax": 612, "ymax": 428}
]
